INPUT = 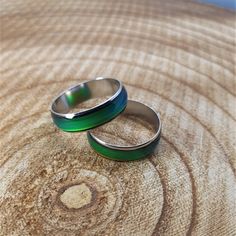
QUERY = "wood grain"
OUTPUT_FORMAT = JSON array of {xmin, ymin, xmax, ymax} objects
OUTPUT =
[{"xmin": 0, "ymin": 0, "xmax": 236, "ymax": 235}]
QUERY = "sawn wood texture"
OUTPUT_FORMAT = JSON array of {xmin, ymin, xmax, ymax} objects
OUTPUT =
[{"xmin": 0, "ymin": 0, "xmax": 236, "ymax": 235}]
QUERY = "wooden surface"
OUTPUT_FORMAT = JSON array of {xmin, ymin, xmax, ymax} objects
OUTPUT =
[{"xmin": 0, "ymin": 0, "xmax": 236, "ymax": 235}]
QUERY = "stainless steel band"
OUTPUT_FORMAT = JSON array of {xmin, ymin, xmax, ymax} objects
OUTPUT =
[
  {"xmin": 87, "ymin": 100, "xmax": 161, "ymax": 161},
  {"xmin": 50, "ymin": 77, "xmax": 128, "ymax": 132}
]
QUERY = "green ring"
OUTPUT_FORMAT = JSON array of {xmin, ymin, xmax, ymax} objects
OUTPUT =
[
  {"xmin": 51, "ymin": 78, "xmax": 128, "ymax": 132},
  {"xmin": 87, "ymin": 100, "xmax": 161, "ymax": 161}
]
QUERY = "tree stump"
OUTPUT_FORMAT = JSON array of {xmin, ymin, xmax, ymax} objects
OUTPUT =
[{"xmin": 0, "ymin": 0, "xmax": 235, "ymax": 235}]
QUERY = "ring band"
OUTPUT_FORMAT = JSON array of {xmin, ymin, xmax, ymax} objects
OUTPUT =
[
  {"xmin": 51, "ymin": 77, "xmax": 128, "ymax": 132},
  {"xmin": 87, "ymin": 100, "xmax": 161, "ymax": 161}
]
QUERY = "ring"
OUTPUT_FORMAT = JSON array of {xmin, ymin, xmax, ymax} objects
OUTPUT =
[
  {"xmin": 87, "ymin": 100, "xmax": 161, "ymax": 161},
  {"xmin": 51, "ymin": 77, "xmax": 128, "ymax": 132}
]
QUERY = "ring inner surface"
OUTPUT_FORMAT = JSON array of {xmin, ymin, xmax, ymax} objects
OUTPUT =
[
  {"xmin": 53, "ymin": 79, "xmax": 120, "ymax": 114},
  {"xmin": 90, "ymin": 101, "xmax": 159, "ymax": 148}
]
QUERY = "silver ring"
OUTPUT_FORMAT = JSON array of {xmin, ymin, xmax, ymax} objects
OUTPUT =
[
  {"xmin": 50, "ymin": 77, "xmax": 128, "ymax": 132},
  {"xmin": 87, "ymin": 100, "xmax": 161, "ymax": 161}
]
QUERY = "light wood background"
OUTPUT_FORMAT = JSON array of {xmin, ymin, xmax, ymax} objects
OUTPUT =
[{"xmin": 0, "ymin": 0, "xmax": 236, "ymax": 235}]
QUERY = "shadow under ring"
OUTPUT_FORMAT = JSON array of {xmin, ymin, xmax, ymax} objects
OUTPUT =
[
  {"xmin": 87, "ymin": 100, "xmax": 162, "ymax": 161},
  {"xmin": 50, "ymin": 77, "xmax": 128, "ymax": 132}
]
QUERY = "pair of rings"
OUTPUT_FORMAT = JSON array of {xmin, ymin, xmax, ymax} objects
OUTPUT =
[{"xmin": 51, "ymin": 77, "xmax": 161, "ymax": 161}]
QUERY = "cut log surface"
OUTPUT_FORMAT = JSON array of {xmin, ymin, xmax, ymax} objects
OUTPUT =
[{"xmin": 0, "ymin": 0, "xmax": 236, "ymax": 235}]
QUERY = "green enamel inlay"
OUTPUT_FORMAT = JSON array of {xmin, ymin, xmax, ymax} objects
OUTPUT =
[
  {"xmin": 51, "ymin": 87, "xmax": 127, "ymax": 132},
  {"xmin": 87, "ymin": 132, "xmax": 161, "ymax": 161}
]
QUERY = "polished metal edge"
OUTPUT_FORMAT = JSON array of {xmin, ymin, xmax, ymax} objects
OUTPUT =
[{"xmin": 50, "ymin": 77, "xmax": 124, "ymax": 119}]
